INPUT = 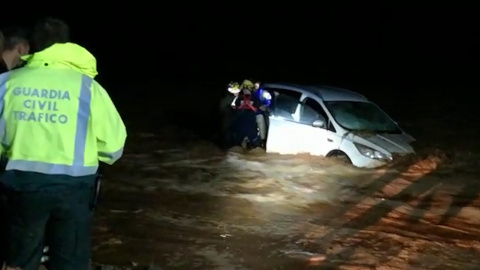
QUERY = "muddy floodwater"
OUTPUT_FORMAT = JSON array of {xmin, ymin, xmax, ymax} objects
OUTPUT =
[{"xmin": 89, "ymin": 133, "xmax": 480, "ymax": 270}]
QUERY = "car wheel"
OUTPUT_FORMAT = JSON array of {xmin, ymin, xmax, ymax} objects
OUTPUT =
[{"xmin": 329, "ymin": 151, "xmax": 352, "ymax": 165}]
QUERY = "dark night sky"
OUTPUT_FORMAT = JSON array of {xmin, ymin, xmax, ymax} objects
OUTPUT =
[{"xmin": 1, "ymin": 4, "xmax": 478, "ymax": 98}]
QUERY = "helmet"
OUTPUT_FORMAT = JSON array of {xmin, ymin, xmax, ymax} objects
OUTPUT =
[
  {"xmin": 240, "ymin": 79, "xmax": 254, "ymax": 90},
  {"xmin": 227, "ymin": 81, "xmax": 240, "ymax": 94}
]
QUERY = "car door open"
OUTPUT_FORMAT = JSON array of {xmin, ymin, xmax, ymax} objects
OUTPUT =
[{"xmin": 265, "ymin": 88, "xmax": 303, "ymax": 154}]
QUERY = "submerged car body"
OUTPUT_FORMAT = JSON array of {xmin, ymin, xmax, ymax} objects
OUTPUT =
[{"xmin": 263, "ymin": 83, "xmax": 415, "ymax": 168}]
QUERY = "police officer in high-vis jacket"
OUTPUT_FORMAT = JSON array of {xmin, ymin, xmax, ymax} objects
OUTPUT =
[{"xmin": 0, "ymin": 18, "xmax": 127, "ymax": 270}]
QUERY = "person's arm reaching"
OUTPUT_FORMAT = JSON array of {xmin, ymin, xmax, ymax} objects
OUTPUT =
[{"xmin": 90, "ymin": 81, "xmax": 127, "ymax": 165}]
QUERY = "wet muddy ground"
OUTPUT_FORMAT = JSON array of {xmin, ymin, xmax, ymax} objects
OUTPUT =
[
  {"xmin": 90, "ymin": 129, "xmax": 480, "ymax": 269},
  {"xmin": 85, "ymin": 90, "xmax": 480, "ymax": 269}
]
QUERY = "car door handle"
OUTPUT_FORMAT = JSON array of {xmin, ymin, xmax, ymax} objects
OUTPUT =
[{"xmin": 327, "ymin": 138, "xmax": 333, "ymax": 142}]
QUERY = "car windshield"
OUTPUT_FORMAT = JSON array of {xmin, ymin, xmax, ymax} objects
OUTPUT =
[{"xmin": 324, "ymin": 101, "xmax": 401, "ymax": 133}]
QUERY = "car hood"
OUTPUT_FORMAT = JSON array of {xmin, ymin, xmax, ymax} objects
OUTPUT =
[{"xmin": 355, "ymin": 133, "xmax": 415, "ymax": 155}]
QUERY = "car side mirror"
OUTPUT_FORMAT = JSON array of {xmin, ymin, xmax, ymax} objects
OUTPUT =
[{"xmin": 312, "ymin": 119, "xmax": 325, "ymax": 128}]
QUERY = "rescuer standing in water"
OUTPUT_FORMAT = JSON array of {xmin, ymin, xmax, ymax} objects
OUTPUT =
[{"xmin": 0, "ymin": 17, "xmax": 127, "ymax": 270}]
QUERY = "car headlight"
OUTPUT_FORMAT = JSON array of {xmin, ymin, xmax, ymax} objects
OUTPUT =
[{"xmin": 354, "ymin": 143, "xmax": 392, "ymax": 161}]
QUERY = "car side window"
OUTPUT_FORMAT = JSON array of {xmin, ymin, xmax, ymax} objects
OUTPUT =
[
  {"xmin": 299, "ymin": 98, "xmax": 331, "ymax": 129},
  {"xmin": 264, "ymin": 88, "xmax": 301, "ymax": 120}
]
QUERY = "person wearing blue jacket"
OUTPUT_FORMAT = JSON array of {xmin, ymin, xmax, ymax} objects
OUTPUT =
[{"xmin": 252, "ymin": 81, "xmax": 272, "ymax": 148}]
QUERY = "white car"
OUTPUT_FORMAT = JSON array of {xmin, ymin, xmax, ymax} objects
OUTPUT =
[{"xmin": 263, "ymin": 83, "xmax": 415, "ymax": 168}]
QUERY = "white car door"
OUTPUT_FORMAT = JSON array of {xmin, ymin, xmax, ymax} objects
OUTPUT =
[
  {"xmin": 265, "ymin": 88, "xmax": 305, "ymax": 155},
  {"xmin": 295, "ymin": 97, "xmax": 341, "ymax": 156}
]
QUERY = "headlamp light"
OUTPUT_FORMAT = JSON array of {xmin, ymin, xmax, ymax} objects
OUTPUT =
[{"xmin": 354, "ymin": 143, "xmax": 392, "ymax": 161}]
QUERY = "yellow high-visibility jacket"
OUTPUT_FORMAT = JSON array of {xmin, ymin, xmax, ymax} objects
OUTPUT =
[{"xmin": 0, "ymin": 42, "xmax": 127, "ymax": 176}]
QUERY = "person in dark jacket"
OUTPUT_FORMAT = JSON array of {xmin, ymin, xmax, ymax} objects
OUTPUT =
[
  {"xmin": 232, "ymin": 88, "xmax": 261, "ymax": 148},
  {"xmin": 0, "ymin": 26, "xmax": 30, "ymax": 268},
  {"xmin": 0, "ymin": 26, "xmax": 30, "ymax": 73},
  {"xmin": 219, "ymin": 81, "xmax": 241, "ymax": 149}
]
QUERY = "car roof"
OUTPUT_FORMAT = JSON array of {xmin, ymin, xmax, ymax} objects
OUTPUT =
[{"xmin": 262, "ymin": 82, "xmax": 368, "ymax": 102}]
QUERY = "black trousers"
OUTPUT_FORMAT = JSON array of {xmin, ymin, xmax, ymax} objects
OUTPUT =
[{"xmin": 3, "ymin": 182, "xmax": 94, "ymax": 270}]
